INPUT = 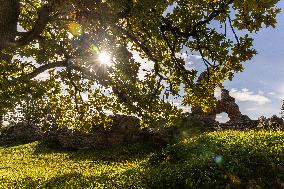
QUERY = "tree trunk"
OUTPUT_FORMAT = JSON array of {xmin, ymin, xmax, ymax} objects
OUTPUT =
[{"xmin": 0, "ymin": 0, "xmax": 20, "ymax": 61}]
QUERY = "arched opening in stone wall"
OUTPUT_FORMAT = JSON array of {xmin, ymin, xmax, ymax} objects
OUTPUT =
[{"xmin": 216, "ymin": 113, "xmax": 230, "ymax": 123}]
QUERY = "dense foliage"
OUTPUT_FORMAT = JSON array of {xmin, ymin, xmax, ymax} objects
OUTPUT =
[
  {"xmin": 1, "ymin": 130, "xmax": 284, "ymax": 188},
  {"xmin": 0, "ymin": 0, "xmax": 281, "ymax": 129}
]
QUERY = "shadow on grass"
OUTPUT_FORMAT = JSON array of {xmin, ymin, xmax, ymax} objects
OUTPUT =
[
  {"xmin": 0, "ymin": 137, "xmax": 37, "ymax": 148},
  {"xmin": 19, "ymin": 165, "xmax": 148, "ymax": 189},
  {"xmin": 32, "ymin": 140, "xmax": 162, "ymax": 162},
  {"xmin": 20, "ymin": 172, "xmax": 116, "ymax": 189}
]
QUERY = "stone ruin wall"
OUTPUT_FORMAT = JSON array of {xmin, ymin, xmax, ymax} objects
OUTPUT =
[
  {"xmin": 191, "ymin": 88, "xmax": 284, "ymax": 130},
  {"xmin": 2, "ymin": 84, "xmax": 284, "ymax": 149},
  {"xmin": 191, "ymin": 89, "xmax": 251, "ymax": 123}
]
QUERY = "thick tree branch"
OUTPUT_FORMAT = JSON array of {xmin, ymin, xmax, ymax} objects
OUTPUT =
[
  {"xmin": 27, "ymin": 59, "xmax": 132, "ymax": 105},
  {"xmin": 16, "ymin": 4, "xmax": 54, "ymax": 47},
  {"xmin": 26, "ymin": 59, "xmax": 110, "ymax": 87},
  {"xmin": 26, "ymin": 60, "xmax": 68, "ymax": 79}
]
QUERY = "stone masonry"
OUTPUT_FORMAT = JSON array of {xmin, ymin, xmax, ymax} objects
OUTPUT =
[{"xmin": 191, "ymin": 88, "xmax": 251, "ymax": 126}]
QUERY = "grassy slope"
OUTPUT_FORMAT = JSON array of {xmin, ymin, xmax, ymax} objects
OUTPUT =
[{"xmin": 0, "ymin": 130, "xmax": 284, "ymax": 188}]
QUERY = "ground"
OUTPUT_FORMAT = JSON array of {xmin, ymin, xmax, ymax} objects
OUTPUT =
[{"xmin": 0, "ymin": 130, "xmax": 284, "ymax": 188}]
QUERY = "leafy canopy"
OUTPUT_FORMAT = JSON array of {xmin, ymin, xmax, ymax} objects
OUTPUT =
[{"xmin": 0, "ymin": 0, "xmax": 281, "ymax": 129}]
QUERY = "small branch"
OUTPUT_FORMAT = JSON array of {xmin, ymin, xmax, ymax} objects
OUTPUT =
[
  {"xmin": 161, "ymin": 0, "xmax": 234, "ymax": 39},
  {"xmin": 190, "ymin": 0, "xmax": 233, "ymax": 32},
  {"xmin": 195, "ymin": 32, "xmax": 214, "ymax": 68},
  {"xmin": 228, "ymin": 15, "xmax": 240, "ymax": 45}
]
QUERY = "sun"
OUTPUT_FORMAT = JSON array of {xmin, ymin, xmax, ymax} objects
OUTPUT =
[{"xmin": 98, "ymin": 51, "xmax": 112, "ymax": 66}]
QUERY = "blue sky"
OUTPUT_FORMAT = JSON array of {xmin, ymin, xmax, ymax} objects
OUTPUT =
[{"xmin": 218, "ymin": 1, "xmax": 284, "ymax": 121}]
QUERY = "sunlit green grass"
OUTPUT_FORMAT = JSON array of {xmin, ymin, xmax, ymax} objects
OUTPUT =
[
  {"xmin": 0, "ymin": 141, "xmax": 154, "ymax": 189},
  {"xmin": 147, "ymin": 130, "xmax": 284, "ymax": 188},
  {"xmin": 1, "ymin": 130, "xmax": 284, "ymax": 188}
]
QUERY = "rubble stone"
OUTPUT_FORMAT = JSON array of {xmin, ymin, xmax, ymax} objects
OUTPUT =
[
  {"xmin": 1, "ymin": 122, "xmax": 43, "ymax": 142},
  {"xmin": 257, "ymin": 115, "xmax": 284, "ymax": 130}
]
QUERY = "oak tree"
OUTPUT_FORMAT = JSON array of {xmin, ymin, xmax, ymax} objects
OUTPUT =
[{"xmin": 0, "ymin": 0, "xmax": 281, "ymax": 129}]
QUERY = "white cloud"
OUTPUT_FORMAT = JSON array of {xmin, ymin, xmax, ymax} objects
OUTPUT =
[
  {"xmin": 175, "ymin": 52, "xmax": 197, "ymax": 71},
  {"xmin": 175, "ymin": 52, "xmax": 202, "ymax": 62},
  {"xmin": 245, "ymin": 107, "xmax": 258, "ymax": 112},
  {"xmin": 189, "ymin": 54, "xmax": 202, "ymax": 60},
  {"xmin": 216, "ymin": 113, "xmax": 230, "ymax": 123},
  {"xmin": 175, "ymin": 52, "xmax": 193, "ymax": 62},
  {"xmin": 258, "ymin": 90, "xmax": 264, "ymax": 95},
  {"xmin": 268, "ymin": 92, "xmax": 276, "ymax": 96},
  {"xmin": 243, "ymin": 105, "xmax": 281, "ymax": 120},
  {"xmin": 230, "ymin": 88, "xmax": 271, "ymax": 105},
  {"xmin": 166, "ymin": 99, "xmax": 191, "ymax": 112},
  {"xmin": 276, "ymin": 84, "xmax": 284, "ymax": 100}
]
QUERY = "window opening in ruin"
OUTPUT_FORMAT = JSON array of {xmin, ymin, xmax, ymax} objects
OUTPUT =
[{"xmin": 216, "ymin": 113, "xmax": 230, "ymax": 123}]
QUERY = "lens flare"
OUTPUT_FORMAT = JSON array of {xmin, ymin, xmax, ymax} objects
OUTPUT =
[
  {"xmin": 68, "ymin": 22, "xmax": 82, "ymax": 37},
  {"xmin": 214, "ymin": 155, "xmax": 223, "ymax": 165}
]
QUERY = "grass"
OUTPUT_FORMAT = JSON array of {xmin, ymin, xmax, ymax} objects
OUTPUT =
[
  {"xmin": 0, "ymin": 140, "xmax": 157, "ymax": 189},
  {"xmin": 0, "ymin": 130, "xmax": 284, "ymax": 188},
  {"xmin": 147, "ymin": 130, "xmax": 284, "ymax": 188}
]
